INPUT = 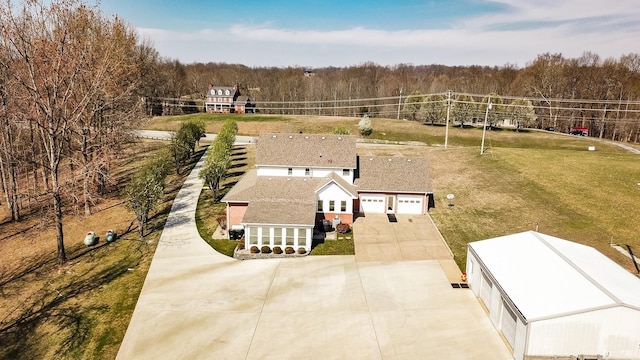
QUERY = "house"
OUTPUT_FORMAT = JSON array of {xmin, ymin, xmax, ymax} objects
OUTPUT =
[
  {"xmin": 221, "ymin": 133, "xmax": 434, "ymax": 253},
  {"xmin": 205, "ymin": 84, "xmax": 256, "ymax": 114},
  {"xmin": 466, "ymin": 231, "xmax": 640, "ymax": 360}
]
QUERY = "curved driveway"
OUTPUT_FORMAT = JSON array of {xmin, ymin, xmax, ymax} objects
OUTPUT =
[{"xmin": 116, "ymin": 149, "xmax": 512, "ymax": 359}]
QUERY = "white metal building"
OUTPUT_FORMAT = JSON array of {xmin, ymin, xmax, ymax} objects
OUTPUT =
[{"xmin": 466, "ymin": 231, "xmax": 640, "ymax": 360}]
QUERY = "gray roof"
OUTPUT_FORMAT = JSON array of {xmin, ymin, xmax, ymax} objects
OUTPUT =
[
  {"xmin": 354, "ymin": 156, "xmax": 432, "ymax": 193},
  {"xmin": 222, "ymin": 169, "xmax": 357, "ymax": 225},
  {"xmin": 256, "ymin": 133, "xmax": 357, "ymax": 169}
]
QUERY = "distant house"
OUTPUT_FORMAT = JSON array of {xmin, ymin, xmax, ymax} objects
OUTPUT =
[
  {"xmin": 221, "ymin": 133, "xmax": 434, "ymax": 253},
  {"xmin": 205, "ymin": 84, "xmax": 256, "ymax": 114}
]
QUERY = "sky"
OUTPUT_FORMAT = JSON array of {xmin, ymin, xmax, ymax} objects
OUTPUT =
[{"xmin": 99, "ymin": 0, "xmax": 640, "ymax": 68}]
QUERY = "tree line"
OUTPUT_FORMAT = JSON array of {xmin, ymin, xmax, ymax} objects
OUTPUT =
[{"xmin": 150, "ymin": 53, "xmax": 640, "ymax": 143}]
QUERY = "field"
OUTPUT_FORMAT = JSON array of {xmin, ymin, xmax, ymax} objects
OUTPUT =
[
  {"xmin": 155, "ymin": 113, "xmax": 639, "ymax": 271},
  {"xmin": 0, "ymin": 113, "xmax": 638, "ymax": 359}
]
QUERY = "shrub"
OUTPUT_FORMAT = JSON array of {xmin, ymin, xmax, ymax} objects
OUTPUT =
[
  {"xmin": 359, "ymin": 115, "xmax": 373, "ymax": 136},
  {"xmin": 261, "ymin": 245, "xmax": 272, "ymax": 254},
  {"xmin": 332, "ymin": 126, "xmax": 351, "ymax": 135},
  {"xmin": 273, "ymin": 246, "xmax": 283, "ymax": 254},
  {"xmin": 216, "ymin": 215, "xmax": 227, "ymax": 230},
  {"xmin": 336, "ymin": 223, "xmax": 351, "ymax": 234},
  {"xmin": 285, "ymin": 247, "xmax": 295, "ymax": 254},
  {"xmin": 297, "ymin": 247, "xmax": 307, "ymax": 255},
  {"xmin": 237, "ymin": 241, "xmax": 245, "ymax": 250},
  {"xmin": 250, "ymin": 246, "xmax": 260, "ymax": 253}
]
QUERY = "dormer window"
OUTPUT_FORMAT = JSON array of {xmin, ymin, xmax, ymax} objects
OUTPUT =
[
  {"xmin": 217, "ymin": 89, "xmax": 223, "ymax": 95},
  {"xmin": 225, "ymin": 89, "xmax": 230, "ymax": 95}
]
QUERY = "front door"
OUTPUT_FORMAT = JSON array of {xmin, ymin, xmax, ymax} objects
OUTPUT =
[{"xmin": 386, "ymin": 195, "xmax": 395, "ymax": 214}]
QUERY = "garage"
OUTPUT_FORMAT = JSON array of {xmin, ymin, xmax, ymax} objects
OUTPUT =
[
  {"xmin": 359, "ymin": 195, "xmax": 385, "ymax": 213},
  {"xmin": 466, "ymin": 231, "xmax": 640, "ymax": 360},
  {"xmin": 396, "ymin": 195, "xmax": 424, "ymax": 214}
]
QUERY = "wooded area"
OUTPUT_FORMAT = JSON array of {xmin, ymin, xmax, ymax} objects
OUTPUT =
[{"xmin": 150, "ymin": 53, "xmax": 640, "ymax": 143}]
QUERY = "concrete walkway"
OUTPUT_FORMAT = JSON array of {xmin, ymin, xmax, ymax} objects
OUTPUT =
[{"xmin": 116, "ymin": 152, "xmax": 512, "ymax": 360}]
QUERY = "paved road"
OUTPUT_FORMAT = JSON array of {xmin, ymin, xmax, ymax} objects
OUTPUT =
[
  {"xmin": 136, "ymin": 129, "xmax": 256, "ymax": 145},
  {"xmin": 116, "ymin": 150, "xmax": 512, "ymax": 360}
]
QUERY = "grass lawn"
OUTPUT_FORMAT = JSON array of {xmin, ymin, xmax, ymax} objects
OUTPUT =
[
  {"xmin": 0, "ymin": 141, "xmax": 205, "ymax": 359},
  {"xmin": 310, "ymin": 230, "xmax": 355, "ymax": 255},
  {"xmin": 3, "ymin": 112, "xmax": 636, "ymax": 358}
]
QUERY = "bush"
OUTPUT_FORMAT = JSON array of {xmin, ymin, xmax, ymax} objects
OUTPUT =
[
  {"xmin": 237, "ymin": 241, "xmax": 245, "ymax": 250},
  {"xmin": 216, "ymin": 215, "xmax": 227, "ymax": 230},
  {"xmin": 273, "ymin": 246, "xmax": 283, "ymax": 254},
  {"xmin": 336, "ymin": 223, "xmax": 351, "ymax": 234},
  {"xmin": 297, "ymin": 247, "xmax": 307, "ymax": 255},
  {"xmin": 332, "ymin": 126, "xmax": 351, "ymax": 135},
  {"xmin": 285, "ymin": 247, "xmax": 295, "ymax": 254},
  {"xmin": 261, "ymin": 245, "xmax": 272, "ymax": 254},
  {"xmin": 250, "ymin": 246, "xmax": 260, "ymax": 253},
  {"xmin": 359, "ymin": 115, "xmax": 373, "ymax": 136}
]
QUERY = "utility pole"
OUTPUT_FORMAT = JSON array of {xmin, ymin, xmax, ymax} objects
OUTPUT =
[
  {"xmin": 397, "ymin": 87, "xmax": 403, "ymax": 120},
  {"xmin": 445, "ymin": 90, "xmax": 452, "ymax": 148},
  {"xmin": 480, "ymin": 97, "xmax": 492, "ymax": 155}
]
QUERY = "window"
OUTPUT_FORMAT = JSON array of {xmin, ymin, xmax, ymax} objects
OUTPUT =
[
  {"xmin": 274, "ymin": 228, "xmax": 283, "ymax": 246},
  {"xmin": 340, "ymin": 201, "xmax": 347, "ymax": 212},
  {"xmin": 249, "ymin": 228, "xmax": 258, "ymax": 245},
  {"xmin": 329, "ymin": 200, "xmax": 335, "ymax": 212},
  {"xmin": 317, "ymin": 200, "xmax": 323, "ymax": 212},
  {"xmin": 288, "ymin": 167, "xmax": 293, "ymax": 175},
  {"xmin": 342, "ymin": 169, "xmax": 350, "ymax": 176},
  {"xmin": 305, "ymin": 168, "xmax": 310, "ymax": 176},
  {"xmin": 285, "ymin": 228, "xmax": 295, "ymax": 246}
]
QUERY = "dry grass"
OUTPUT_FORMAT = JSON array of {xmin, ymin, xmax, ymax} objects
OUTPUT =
[{"xmin": 0, "ymin": 140, "xmax": 203, "ymax": 359}]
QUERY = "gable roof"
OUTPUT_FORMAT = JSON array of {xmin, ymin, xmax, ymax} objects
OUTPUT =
[
  {"xmin": 469, "ymin": 231, "xmax": 640, "ymax": 322},
  {"xmin": 354, "ymin": 156, "xmax": 432, "ymax": 193},
  {"xmin": 256, "ymin": 133, "xmax": 357, "ymax": 169},
  {"xmin": 222, "ymin": 170, "xmax": 356, "ymax": 225}
]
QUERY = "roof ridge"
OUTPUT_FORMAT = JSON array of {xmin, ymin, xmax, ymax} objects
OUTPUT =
[{"xmin": 531, "ymin": 231, "xmax": 623, "ymax": 305}]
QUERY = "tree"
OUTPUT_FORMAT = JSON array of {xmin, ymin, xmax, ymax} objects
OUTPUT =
[
  {"xmin": 419, "ymin": 94, "xmax": 447, "ymax": 125},
  {"xmin": 451, "ymin": 93, "xmax": 476, "ymax": 127},
  {"xmin": 358, "ymin": 115, "xmax": 373, "ymax": 136},
  {"xmin": 200, "ymin": 120, "xmax": 236, "ymax": 200},
  {"xmin": 403, "ymin": 91, "xmax": 424, "ymax": 121},
  {"xmin": 480, "ymin": 93, "xmax": 504, "ymax": 127},
  {"xmin": 0, "ymin": 0, "xmax": 150, "ymax": 263},
  {"xmin": 124, "ymin": 152, "xmax": 171, "ymax": 237},
  {"xmin": 507, "ymin": 98, "xmax": 537, "ymax": 130}
]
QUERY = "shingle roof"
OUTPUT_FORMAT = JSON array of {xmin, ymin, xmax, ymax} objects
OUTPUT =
[
  {"xmin": 354, "ymin": 156, "xmax": 432, "ymax": 193},
  {"xmin": 242, "ymin": 201, "xmax": 316, "ymax": 225},
  {"xmin": 256, "ymin": 133, "xmax": 357, "ymax": 168}
]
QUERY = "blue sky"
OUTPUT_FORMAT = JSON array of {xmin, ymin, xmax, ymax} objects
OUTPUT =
[{"xmin": 99, "ymin": 0, "xmax": 640, "ymax": 68}]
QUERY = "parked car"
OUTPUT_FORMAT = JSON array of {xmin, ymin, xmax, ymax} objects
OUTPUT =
[{"xmin": 545, "ymin": 126, "xmax": 555, "ymax": 131}]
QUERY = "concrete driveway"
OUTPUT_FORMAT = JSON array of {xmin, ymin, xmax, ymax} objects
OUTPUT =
[
  {"xmin": 117, "ymin": 152, "xmax": 512, "ymax": 360},
  {"xmin": 353, "ymin": 214, "xmax": 464, "ymax": 283}
]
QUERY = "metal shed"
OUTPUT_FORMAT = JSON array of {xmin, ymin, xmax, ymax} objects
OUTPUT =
[{"xmin": 466, "ymin": 231, "xmax": 640, "ymax": 360}]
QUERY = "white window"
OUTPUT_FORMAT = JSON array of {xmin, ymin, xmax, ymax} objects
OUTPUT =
[
  {"xmin": 317, "ymin": 200, "xmax": 323, "ymax": 212},
  {"xmin": 340, "ymin": 200, "xmax": 347, "ymax": 212},
  {"xmin": 342, "ymin": 169, "xmax": 349, "ymax": 176},
  {"xmin": 329, "ymin": 200, "xmax": 335, "ymax": 212},
  {"xmin": 288, "ymin": 168, "xmax": 293, "ymax": 175},
  {"xmin": 305, "ymin": 168, "xmax": 310, "ymax": 176}
]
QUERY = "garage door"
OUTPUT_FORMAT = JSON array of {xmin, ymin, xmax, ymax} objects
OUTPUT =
[
  {"xmin": 500, "ymin": 300, "xmax": 517, "ymax": 348},
  {"xmin": 480, "ymin": 271, "xmax": 492, "ymax": 308},
  {"xmin": 360, "ymin": 195, "xmax": 385, "ymax": 213},
  {"xmin": 397, "ymin": 195, "xmax": 424, "ymax": 214}
]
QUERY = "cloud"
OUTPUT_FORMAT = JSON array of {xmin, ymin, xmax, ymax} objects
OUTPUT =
[{"xmin": 136, "ymin": 1, "xmax": 640, "ymax": 67}]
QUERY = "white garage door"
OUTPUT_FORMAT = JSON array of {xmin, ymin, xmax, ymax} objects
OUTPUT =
[
  {"xmin": 500, "ymin": 300, "xmax": 517, "ymax": 348},
  {"xmin": 360, "ymin": 195, "xmax": 385, "ymax": 213},
  {"xmin": 397, "ymin": 195, "xmax": 424, "ymax": 214}
]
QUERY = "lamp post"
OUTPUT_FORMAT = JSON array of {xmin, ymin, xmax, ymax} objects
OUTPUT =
[{"xmin": 480, "ymin": 98, "xmax": 492, "ymax": 155}]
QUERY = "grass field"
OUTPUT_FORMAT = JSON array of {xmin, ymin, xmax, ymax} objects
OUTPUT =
[
  {"xmin": 165, "ymin": 112, "xmax": 638, "ymax": 271},
  {"xmin": 1, "ymin": 112, "xmax": 638, "ymax": 359}
]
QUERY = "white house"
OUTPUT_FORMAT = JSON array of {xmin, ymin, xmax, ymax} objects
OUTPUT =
[
  {"xmin": 222, "ymin": 133, "xmax": 433, "ymax": 253},
  {"xmin": 466, "ymin": 231, "xmax": 640, "ymax": 360}
]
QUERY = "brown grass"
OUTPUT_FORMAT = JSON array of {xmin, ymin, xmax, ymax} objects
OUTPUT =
[{"xmin": 0, "ymin": 140, "xmax": 203, "ymax": 359}]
